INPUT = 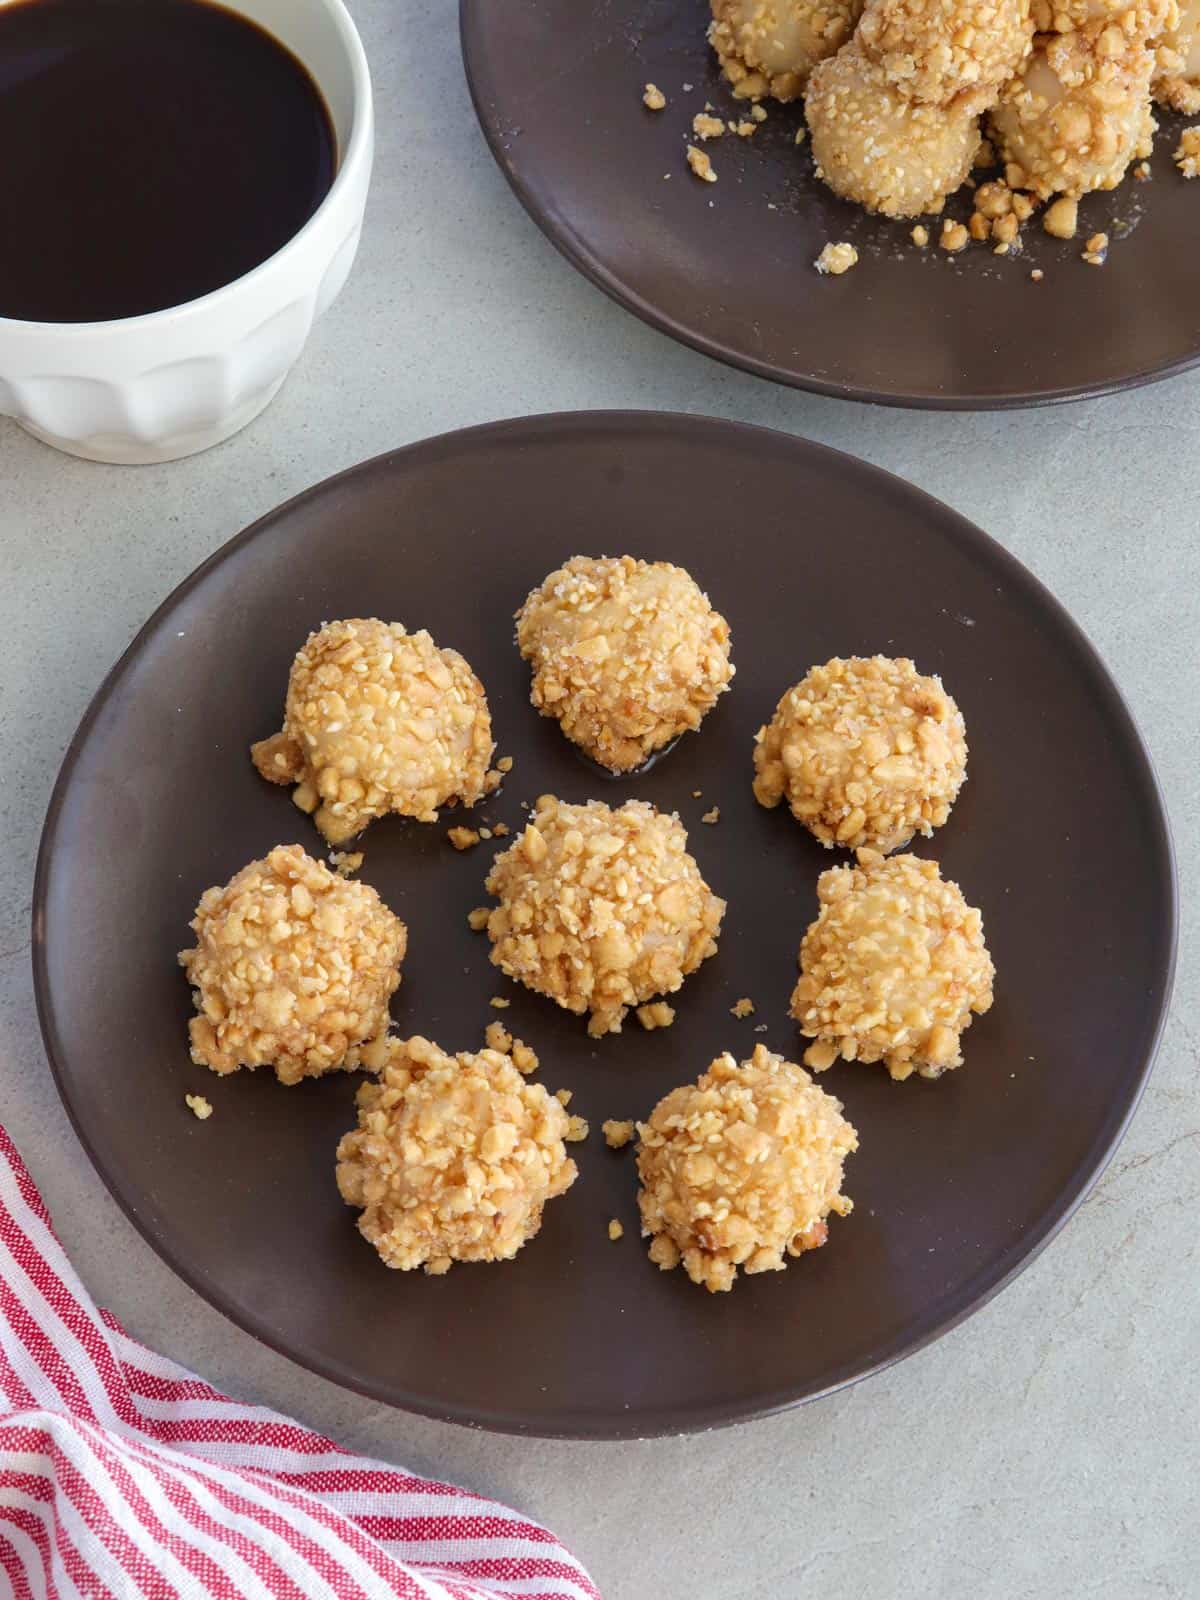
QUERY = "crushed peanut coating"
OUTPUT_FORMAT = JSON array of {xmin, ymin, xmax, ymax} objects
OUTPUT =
[
  {"xmin": 792, "ymin": 848, "xmax": 994, "ymax": 1081},
  {"xmin": 636, "ymin": 1044, "xmax": 857, "ymax": 1293},
  {"xmin": 335, "ymin": 1035, "xmax": 577, "ymax": 1273},
  {"xmin": 603, "ymin": 1118, "xmax": 636, "ymax": 1148},
  {"xmin": 687, "ymin": 144, "xmax": 718, "ymax": 180},
  {"xmin": 814, "ymin": 240, "xmax": 860, "ymax": 273},
  {"xmin": 637, "ymin": 1001, "xmax": 677, "ymax": 1030},
  {"xmin": 857, "ymin": 0, "xmax": 1033, "ymax": 109},
  {"xmin": 608, "ymin": 1218, "xmax": 625, "ymax": 1240},
  {"xmin": 180, "ymin": 844, "xmax": 407, "ymax": 1085},
  {"xmin": 709, "ymin": 0, "xmax": 864, "ymax": 102},
  {"xmin": 989, "ymin": 21, "xmax": 1159, "ymax": 198},
  {"xmin": 485, "ymin": 796, "xmax": 725, "ymax": 1038},
  {"xmin": 806, "ymin": 42, "xmax": 982, "ymax": 216},
  {"xmin": 516, "ymin": 556, "xmax": 734, "ymax": 774},
  {"xmin": 731, "ymin": 997, "xmax": 756, "ymax": 1017},
  {"xmin": 1175, "ymin": 122, "xmax": 1200, "ymax": 170},
  {"xmin": 753, "ymin": 656, "xmax": 967, "ymax": 853},
  {"xmin": 185, "ymin": 1094, "xmax": 213, "ymax": 1120},
  {"xmin": 643, "ymin": 82, "xmax": 667, "ymax": 110},
  {"xmin": 1156, "ymin": 0, "xmax": 1200, "ymax": 111},
  {"xmin": 251, "ymin": 618, "xmax": 495, "ymax": 845}
]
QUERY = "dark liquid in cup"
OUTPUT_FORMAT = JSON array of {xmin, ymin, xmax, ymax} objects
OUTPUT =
[{"xmin": 0, "ymin": 0, "xmax": 336, "ymax": 323}]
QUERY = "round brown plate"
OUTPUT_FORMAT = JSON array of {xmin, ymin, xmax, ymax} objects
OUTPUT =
[
  {"xmin": 462, "ymin": 0, "xmax": 1200, "ymax": 408},
  {"xmin": 34, "ymin": 413, "xmax": 1175, "ymax": 1438}
]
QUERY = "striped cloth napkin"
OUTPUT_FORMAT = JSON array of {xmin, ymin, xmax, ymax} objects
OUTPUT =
[{"xmin": 0, "ymin": 1127, "xmax": 600, "ymax": 1600}]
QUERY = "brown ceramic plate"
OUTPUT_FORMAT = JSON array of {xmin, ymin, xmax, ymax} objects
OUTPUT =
[
  {"xmin": 461, "ymin": 0, "xmax": 1200, "ymax": 408},
  {"xmin": 34, "ymin": 413, "xmax": 1175, "ymax": 1438}
]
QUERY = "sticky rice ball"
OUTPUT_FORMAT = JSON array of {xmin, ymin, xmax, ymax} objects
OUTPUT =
[
  {"xmin": 636, "ymin": 1044, "xmax": 857, "ymax": 1293},
  {"xmin": 516, "ymin": 555, "xmax": 733, "ymax": 774},
  {"xmin": 252, "ymin": 618, "xmax": 496, "ymax": 846},
  {"xmin": 753, "ymin": 656, "xmax": 967, "ymax": 853},
  {"xmin": 335, "ymin": 1035, "xmax": 577, "ymax": 1274},
  {"xmin": 856, "ymin": 0, "xmax": 1033, "ymax": 108},
  {"xmin": 485, "ymin": 796, "xmax": 726, "ymax": 1038},
  {"xmin": 806, "ymin": 42, "xmax": 981, "ymax": 216},
  {"xmin": 989, "ymin": 24, "xmax": 1157, "ymax": 197},
  {"xmin": 792, "ymin": 848, "xmax": 994, "ymax": 1081},
  {"xmin": 1155, "ymin": 0, "xmax": 1200, "ymax": 111},
  {"xmin": 708, "ymin": 0, "xmax": 864, "ymax": 101},
  {"xmin": 180, "ymin": 844, "xmax": 407, "ymax": 1085}
]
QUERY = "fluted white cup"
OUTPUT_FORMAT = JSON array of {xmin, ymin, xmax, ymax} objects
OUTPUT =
[{"xmin": 0, "ymin": 0, "xmax": 372, "ymax": 465}]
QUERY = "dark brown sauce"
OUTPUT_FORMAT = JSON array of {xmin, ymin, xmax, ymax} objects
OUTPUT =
[{"xmin": 0, "ymin": 0, "xmax": 336, "ymax": 323}]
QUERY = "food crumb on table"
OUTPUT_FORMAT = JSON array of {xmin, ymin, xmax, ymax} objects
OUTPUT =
[
  {"xmin": 1175, "ymin": 127, "xmax": 1200, "ymax": 178},
  {"xmin": 1082, "ymin": 231, "xmax": 1109, "ymax": 265},
  {"xmin": 330, "ymin": 850, "xmax": 363, "ymax": 876},
  {"xmin": 1030, "ymin": 268, "xmax": 1044, "ymax": 282},
  {"xmin": 814, "ymin": 241, "xmax": 858, "ymax": 275},
  {"xmin": 642, "ymin": 82, "xmax": 666, "ymax": 111},
  {"xmin": 693, "ymin": 112, "xmax": 725, "ymax": 140},
  {"xmin": 566, "ymin": 1114, "xmax": 589, "ymax": 1143},
  {"xmin": 485, "ymin": 1020, "xmax": 512, "ymax": 1054},
  {"xmin": 602, "ymin": 1119, "xmax": 635, "ymax": 1149},
  {"xmin": 701, "ymin": 806, "xmax": 721, "ymax": 824},
  {"xmin": 731, "ymin": 997, "xmax": 755, "ymax": 1018},
  {"xmin": 447, "ymin": 826, "xmax": 480, "ymax": 850},
  {"xmin": 608, "ymin": 1219, "xmax": 625, "ymax": 1241},
  {"xmin": 555, "ymin": 1087, "xmax": 573, "ymax": 1107},
  {"xmin": 184, "ymin": 1093, "xmax": 213, "ymax": 1121},
  {"xmin": 467, "ymin": 905, "xmax": 490, "ymax": 931},
  {"xmin": 1042, "ymin": 197, "xmax": 1078, "ymax": 239},
  {"xmin": 637, "ymin": 1001, "xmax": 676, "ymax": 1031},
  {"xmin": 686, "ymin": 144, "xmax": 717, "ymax": 182},
  {"xmin": 911, "ymin": 225, "xmax": 929, "ymax": 246},
  {"xmin": 497, "ymin": 755, "xmax": 514, "ymax": 773},
  {"xmin": 489, "ymin": 996, "xmax": 511, "ymax": 1010},
  {"xmin": 939, "ymin": 221, "xmax": 969, "ymax": 253}
]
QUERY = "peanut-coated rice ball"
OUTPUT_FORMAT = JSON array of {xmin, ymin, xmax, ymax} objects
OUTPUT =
[
  {"xmin": 792, "ymin": 848, "xmax": 994, "ymax": 1081},
  {"xmin": 516, "ymin": 555, "xmax": 733, "ymax": 774},
  {"xmin": 335, "ymin": 1035, "xmax": 577, "ymax": 1274},
  {"xmin": 856, "ymin": 0, "xmax": 1033, "ymax": 108},
  {"xmin": 252, "ymin": 618, "xmax": 496, "ymax": 846},
  {"xmin": 179, "ymin": 844, "xmax": 407, "ymax": 1085},
  {"xmin": 485, "ymin": 796, "xmax": 726, "ymax": 1038},
  {"xmin": 752, "ymin": 656, "xmax": 968, "ymax": 853},
  {"xmin": 636, "ymin": 1044, "xmax": 858, "ymax": 1293},
  {"xmin": 989, "ymin": 22, "xmax": 1158, "ymax": 197},
  {"xmin": 806, "ymin": 42, "xmax": 982, "ymax": 216},
  {"xmin": 1156, "ymin": 0, "xmax": 1200, "ymax": 112},
  {"xmin": 708, "ymin": 0, "xmax": 864, "ymax": 101}
]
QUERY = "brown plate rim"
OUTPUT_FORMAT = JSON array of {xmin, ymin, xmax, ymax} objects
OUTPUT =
[
  {"xmin": 459, "ymin": 3, "xmax": 1200, "ymax": 412},
  {"xmin": 32, "ymin": 411, "xmax": 1179, "ymax": 1437}
]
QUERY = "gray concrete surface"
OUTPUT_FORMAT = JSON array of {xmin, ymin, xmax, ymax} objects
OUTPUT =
[{"xmin": 1, "ymin": 4, "xmax": 1196, "ymax": 1596}]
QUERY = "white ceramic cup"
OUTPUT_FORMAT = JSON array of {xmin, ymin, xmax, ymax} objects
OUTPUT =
[{"xmin": 0, "ymin": 0, "xmax": 372, "ymax": 465}]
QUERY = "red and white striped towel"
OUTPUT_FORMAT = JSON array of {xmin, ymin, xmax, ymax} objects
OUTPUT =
[{"xmin": 0, "ymin": 1126, "xmax": 601, "ymax": 1600}]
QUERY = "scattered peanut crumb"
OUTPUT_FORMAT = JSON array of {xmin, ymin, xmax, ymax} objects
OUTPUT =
[
  {"xmin": 447, "ymin": 826, "xmax": 480, "ymax": 850},
  {"xmin": 911, "ymin": 225, "xmax": 929, "ymax": 247},
  {"xmin": 814, "ymin": 241, "xmax": 858, "ymax": 275},
  {"xmin": 968, "ymin": 211, "xmax": 989, "ymax": 242},
  {"xmin": 489, "ymin": 996, "xmax": 511, "ymax": 1010},
  {"xmin": 731, "ymin": 997, "xmax": 756, "ymax": 1019},
  {"xmin": 478, "ymin": 828, "xmax": 493, "ymax": 841},
  {"xmin": 603, "ymin": 1119, "xmax": 636, "ymax": 1149},
  {"xmin": 686, "ymin": 145, "xmax": 717, "ymax": 182},
  {"xmin": 750, "ymin": 104, "xmax": 766, "ymax": 122},
  {"xmin": 511, "ymin": 1041, "xmax": 539, "ymax": 1075},
  {"xmin": 555, "ymin": 1087, "xmax": 573, "ymax": 1107},
  {"xmin": 467, "ymin": 906, "xmax": 490, "ymax": 931},
  {"xmin": 185, "ymin": 1093, "xmax": 213, "ymax": 1121},
  {"xmin": 1134, "ymin": 161, "xmax": 1151, "ymax": 181},
  {"xmin": 643, "ymin": 83, "xmax": 666, "ymax": 111},
  {"xmin": 485, "ymin": 1020, "xmax": 513, "ymax": 1054},
  {"xmin": 608, "ymin": 1219, "xmax": 625, "ymax": 1241},
  {"xmin": 692, "ymin": 790, "xmax": 703, "ymax": 798},
  {"xmin": 753, "ymin": 1023, "xmax": 769, "ymax": 1033},
  {"xmin": 1175, "ymin": 128, "xmax": 1200, "ymax": 178},
  {"xmin": 330, "ymin": 851, "xmax": 363, "ymax": 876},
  {"xmin": 701, "ymin": 807, "xmax": 721, "ymax": 824},
  {"xmin": 1082, "ymin": 231, "xmax": 1109, "ymax": 265},
  {"xmin": 731, "ymin": 119, "xmax": 757, "ymax": 136},
  {"xmin": 566, "ymin": 1115, "xmax": 589, "ymax": 1142},
  {"xmin": 492, "ymin": 823, "xmax": 510, "ymax": 838},
  {"xmin": 637, "ymin": 1001, "xmax": 676, "ymax": 1031},
  {"xmin": 939, "ymin": 220, "xmax": 969, "ymax": 253},
  {"xmin": 497, "ymin": 756, "xmax": 514, "ymax": 774},
  {"xmin": 1030, "ymin": 268, "xmax": 1044, "ymax": 282},
  {"xmin": 693, "ymin": 112, "xmax": 724, "ymax": 140},
  {"xmin": 794, "ymin": 127, "xmax": 806, "ymax": 145},
  {"xmin": 1042, "ymin": 196, "xmax": 1078, "ymax": 240}
]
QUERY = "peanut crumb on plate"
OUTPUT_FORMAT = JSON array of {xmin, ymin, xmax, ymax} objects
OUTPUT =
[
  {"xmin": 608, "ymin": 1219, "xmax": 625, "ymax": 1241},
  {"xmin": 701, "ymin": 806, "xmax": 721, "ymax": 824},
  {"xmin": 643, "ymin": 82, "xmax": 666, "ymax": 110},
  {"xmin": 485, "ymin": 1020, "xmax": 512, "ymax": 1054},
  {"xmin": 911, "ymin": 225, "xmax": 929, "ymax": 246},
  {"xmin": 731, "ymin": 997, "xmax": 755, "ymax": 1018},
  {"xmin": 330, "ymin": 850, "xmax": 363, "ymax": 876},
  {"xmin": 497, "ymin": 755, "xmax": 514, "ymax": 773},
  {"xmin": 1031, "ymin": 268, "xmax": 1044, "ymax": 281},
  {"xmin": 492, "ymin": 822, "xmax": 510, "ymax": 837},
  {"xmin": 687, "ymin": 144, "xmax": 717, "ymax": 181},
  {"xmin": 750, "ymin": 104, "xmax": 766, "ymax": 122},
  {"xmin": 1042, "ymin": 196, "xmax": 1078, "ymax": 239},
  {"xmin": 467, "ymin": 905, "xmax": 491, "ymax": 931},
  {"xmin": 637, "ymin": 1001, "xmax": 677, "ymax": 1031},
  {"xmin": 489, "ymin": 996, "xmax": 511, "ymax": 1010},
  {"xmin": 555, "ymin": 1087, "xmax": 573, "ymax": 1107},
  {"xmin": 794, "ymin": 127, "xmax": 806, "ymax": 144},
  {"xmin": 447, "ymin": 826, "xmax": 480, "ymax": 850},
  {"xmin": 693, "ymin": 112, "xmax": 725, "ymax": 139},
  {"xmin": 566, "ymin": 1115, "xmax": 589, "ymax": 1142},
  {"xmin": 814, "ymin": 241, "xmax": 858, "ymax": 275},
  {"xmin": 1082, "ymin": 231, "xmax": 1109, "ymax": 265},
  {"xmin": 603, "ymin": 1119, "xmax": 636, "ymax": 1149},
  {"xmin": 1175, "ymin": 128, "xmax": 1200, "ymax": 177},
  {"xmin": 939, "ymin": 221, "xmax": 969, "ymax": 253},
  {"xmin": 185, "ymin": 1094, "xmax": 213, "ymax": 1120}
]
